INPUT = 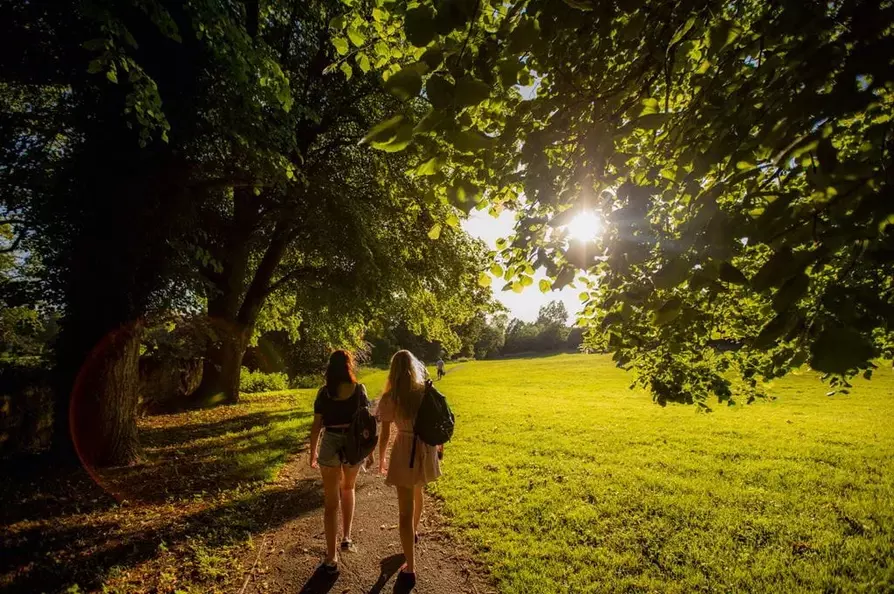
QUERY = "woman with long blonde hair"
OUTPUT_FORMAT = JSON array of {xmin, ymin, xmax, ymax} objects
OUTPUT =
[{"xmin": 377, "ymin": 350, "xmax": 441, "ymax": 590}]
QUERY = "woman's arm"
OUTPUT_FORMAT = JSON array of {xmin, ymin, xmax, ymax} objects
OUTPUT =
[
  {"xmin": 378, "ymin": 420, "xmax": 391, "ymax": 474},
  {"xmin": 309, "ymin": 414, "xmax": 323, "ymax": 468}
]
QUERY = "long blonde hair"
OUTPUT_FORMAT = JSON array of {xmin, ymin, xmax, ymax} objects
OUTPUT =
[{"xmin": 383, "ymin": 350, "xmax": 426, "ymax": 419}]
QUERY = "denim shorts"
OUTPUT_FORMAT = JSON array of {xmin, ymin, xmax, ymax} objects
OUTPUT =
[{"xmin": 318, "ymin": 429, "xmax": 360, "ymax": 468}]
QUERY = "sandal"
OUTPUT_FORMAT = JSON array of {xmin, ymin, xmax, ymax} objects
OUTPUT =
[
  {"xmin": 319, "ymin": 559, "xmax": 339, "ymax": 576},
  {"xmin": 340, "ymin": 539, "xmax": 357, "ymax": 553}
]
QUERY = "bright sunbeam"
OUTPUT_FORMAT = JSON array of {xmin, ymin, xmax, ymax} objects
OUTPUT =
[{"xmin": 565, "ymin": 212, "xmax": 603, "ymax": 242}]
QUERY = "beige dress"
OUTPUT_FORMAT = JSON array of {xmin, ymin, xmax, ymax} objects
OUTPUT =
[{"xmin": 377, "ymin": 391, "xmax": 441, "ymax": 488}]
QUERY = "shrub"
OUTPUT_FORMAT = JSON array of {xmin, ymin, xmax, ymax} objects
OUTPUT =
[
  {"xmin": 239, "ymin": 368, "xmax": 289, "ymax": 393},
  {"xmin": 290, "ymin": 374, "xmax": 321, "ymax": 389}
]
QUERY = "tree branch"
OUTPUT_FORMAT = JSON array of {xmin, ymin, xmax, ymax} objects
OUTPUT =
[{"xmin": 267, "ymin": 265, "xmax": 324, "ymax": 294}]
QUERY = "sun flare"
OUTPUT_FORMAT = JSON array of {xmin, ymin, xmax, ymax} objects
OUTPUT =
[{"xmin": 565, "ymin": 212, "xmax": 603, "ymax": 242}]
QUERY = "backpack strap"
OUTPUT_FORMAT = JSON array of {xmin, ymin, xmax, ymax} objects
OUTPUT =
[{"xmin": 409, "ymin": 385, "xmax": 431, "ymax": 469}]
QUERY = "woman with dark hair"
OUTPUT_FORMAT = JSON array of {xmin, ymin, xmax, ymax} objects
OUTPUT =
[{"xmin": 309, "ymin": 350, "xmax": 369, "ymax": 574}]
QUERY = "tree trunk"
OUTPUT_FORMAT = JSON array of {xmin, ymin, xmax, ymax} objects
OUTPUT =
[
  {"xmin": 193, "ymin": 323, "xmax": 251, "ymax": 406},
  {"xmin": 68, "ymin": 321, "xmax": 143, "ymax": 467},
  {"xmin": 193, "ymin": 215, "xmax": 294, "ymax": 408}
]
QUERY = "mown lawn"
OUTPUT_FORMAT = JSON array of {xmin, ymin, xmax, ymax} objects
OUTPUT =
[{"xmin": 364, "ymin": 354, "xmax": 894, "ymax": 593}]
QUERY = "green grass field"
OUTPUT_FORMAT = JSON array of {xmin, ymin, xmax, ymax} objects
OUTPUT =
[{"xmin": 363, "ymin": 354, "xmax": 894, "ymax": 593}]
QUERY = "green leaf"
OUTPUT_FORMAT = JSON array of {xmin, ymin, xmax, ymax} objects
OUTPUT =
[
  {"xmin": 106, "ymin": 68, "xmax": 118, "ymax": 84},
  {"xmin": 751, "ymin": 248, "xmax": 812, "ymax": 292},
  {"xmin": 451, "ymin": 129, "xmax": 494, "ymax": 154},
  {"xmin": 447, "ymin": 179, "xmax": 481, "ymax": 211},
  {"xmin": 508, "ymin": 17, "xmax": 539, "ymax": 53},
  {"xmin": 454, "ymin": 77, "xmax": 491, "ymax": 107},
  {"xmin": 329, "ymin": 15, "xmax": 346, "ymax": 30},
  {"xmin": 371, "ymin": 123, "xmax": 414, "ymax": 152},
  {"xmin": 434, "ymin": 0, "xmax": 475, "ymax": 34},
  {"xmin": 553, "ymin": 268, "xmax": 575, "ymax": 289},
  {"xmin": 498, "ymin": 59, "xmax": 522, "ymax": 87},
  {"xmin": 87, "ymin": 59, "xmax": 103, "ymax": 74},
  {"xmin": 652, "ymin": 257, "xmax": 690, "ymax": 290},
  {"xmin": 339, "ymin": 62, "xmax": 353, "ymax": 80},
  {"xmin": 670, "ymin": 16, "xmax": 697, "ymax": 45},
  {"xmin": 333, "ymin": 37, "xmax": 349, "ymax": 55},
  {"xmin": 579, "ymin": 291, "xmax": 589, "ymax": 302},
  {"xmin": 421, "ymin": 47, "xmax": 444, "ymax": 70},
  {"xmin": 754, "ymin": 312, "xmax": 796, "ymax": 349},
  {"xmin": 539, "ymin": 279, "xmax": 552, "ymax": 293},
  {"xmin": 478, "ymin": 272, "xmax": 492, "ymax": 287},
  {"xmin": 385, "ymin": 67, "xmax": 423, "ymax": 99},
  {"xmin": 639, "ymin": 97, "xmax": 660, "ymax": 116},
  {"xmin": 490, "ymin": 264, "xmax": 504, "ymax": 277},
  {"xmin": 359, "ymin": 115, "xmax": 406, "ymax": 145},
  {"xmin": 548, "ymin": 208, "xmax": 578, "ymax": 228},
  {"xmin": 445, "ymin": 213, "xmax": 460, "ymax": 228},
  {"xmin": 414, "ymin": 110, "xmax": 446, "ymax": 134},
  {"xmin": 772, "ymin": 273, "xmax": 809, "ymax": 312},
  {"xmin": 405, "ymin": 5, "xmax": 436, "ymax": 47},
  {"xmin": 520, "ymin": 275, "xmax": 534, "ymax": 287},
  {"xmin": 652, "ymin": 298, "xmax": 683, "ymax": 325},
  {"xmin": 82, "ymin": 38, "xmax": 108, "ymax": 51},
  {"xmin": 425, "ymin": 75, "xmax": 454, "ymax": 109},
  {"xmin": 415, "ymin": 157, "xmax": 443, "ymax": 176},
  {"xmin": 633, "ymin": 113, "xmax": 671, "ymax": 131},
  {"xmin": 428, "ymin": 223, "xmax": 442, "ymax": 240},
  {"xmin": 374, "ymin": 41, "xmax": 391, "ymax": 59},
  {"xmin": 809, "ymin": 326, "xmax": 874, "ymax": 374},
  {"xmin": 347, "ymin": 26, "xmax": 366, "ymax": 47},
  {"xmin": 356, "ymin": 52, "xmax": 371, "ymax": 73},
  {"xmin": 718, "ymin": 262, "xmax": 748, "ymax": 285},
  {"xmin": 708, "ymin": 19, "xmax": 740, "ymax": 53},
  {"xmin": 562, "ymin": 0, "xmax": 595, "ymax": 10}
]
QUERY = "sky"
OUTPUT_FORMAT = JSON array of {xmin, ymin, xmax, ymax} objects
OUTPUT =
[{"xmin": 462, "ymin": 209, "xmax": 584, "ymax": 323}]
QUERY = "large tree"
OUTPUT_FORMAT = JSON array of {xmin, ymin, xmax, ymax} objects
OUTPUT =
[
  {"xmin": 1, "ymin": 0, "xmax": 293, "ymax": 464},
  {"xmin": 339, "ymin": 0, "xmax": 894, "ymax": 406}
]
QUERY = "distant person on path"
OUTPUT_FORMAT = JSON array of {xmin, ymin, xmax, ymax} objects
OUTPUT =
[
  {"xmin": 309, "ymin": 350, "xmax": 370, "ymax": 575},
  {"xmin": 377, "ymin": 350, "xmax": 442, "ymax": 591},
  {"xmin": 436, "ymin": 357, "xmax": 445, "ymax": 380}
]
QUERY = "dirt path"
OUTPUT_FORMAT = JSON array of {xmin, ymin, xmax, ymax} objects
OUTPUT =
[{"xmin": 237, "ymin": 453, "xmax": 494, "ymax": 594}]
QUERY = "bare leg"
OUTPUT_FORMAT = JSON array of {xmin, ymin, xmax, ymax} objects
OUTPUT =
[
  {"xmin": 413, "ymin": 485, "xmax": 424, "ymax": 536},
  {"xmin": 396, "ymin": 486, "xmax": 416, "ymax": 572},
  {"xmin": 340, "ymin": 464, "xmax": 362, "ymax": 541},
  {"xmin": 320, "ymin": 465, "xmax": 342, "ymax": 564}
]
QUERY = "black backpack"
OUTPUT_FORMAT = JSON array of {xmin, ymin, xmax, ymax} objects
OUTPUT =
[
  {"xmin": 341, "ymin": 386, "xmax": 379, "ymax": 466},
  {"xmin": 409, "ymin": 380, "xmax": 455, "ymax": 468}
]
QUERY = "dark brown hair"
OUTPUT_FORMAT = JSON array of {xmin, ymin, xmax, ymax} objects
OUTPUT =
[{"xmin": 325, "ymin": 350, "xmax": 356, "ymax": 397}]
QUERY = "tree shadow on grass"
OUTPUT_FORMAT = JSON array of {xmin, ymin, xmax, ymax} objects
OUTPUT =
[
  {"xmin": 97, "ymin": 410, "xmax": 313, "ymax": 503},
  {"xmin": 2, "ymin": 407, "xmax": 317, "ymax": 593},
  {"xmin": 2, "ymin": 476, "xmax": 323, "ymax": 593},
  {"xmin": 140, "ymin": 410, "xmax": 304, "ymax": 448}
]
